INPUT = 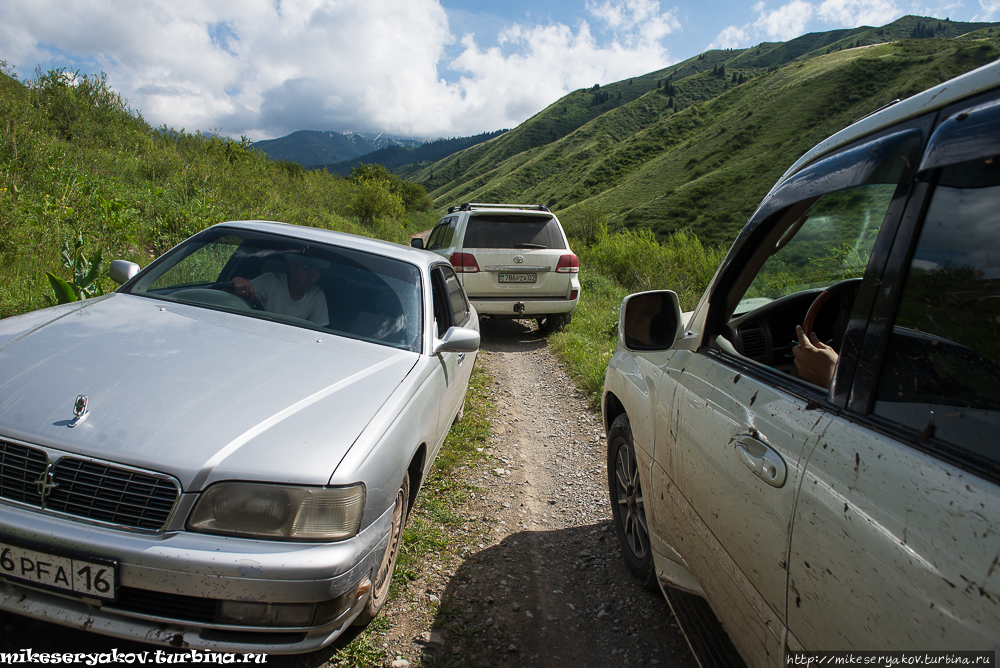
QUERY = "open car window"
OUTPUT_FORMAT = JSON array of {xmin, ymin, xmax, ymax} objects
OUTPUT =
[
  {"xmin": 127, "ymin": 227, "xmax": 423, "ymax": 352},
  {"xmin": 736, "ymin": 184, "xmax": 895, "ymax": 316}
]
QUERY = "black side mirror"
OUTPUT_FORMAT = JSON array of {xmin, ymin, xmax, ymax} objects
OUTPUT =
[{"xmin": 410, "ymin": 238, "xmax": 425, "ymax": 249}]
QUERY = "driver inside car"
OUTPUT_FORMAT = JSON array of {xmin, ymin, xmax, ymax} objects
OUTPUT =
[{"xmin": 231, "ymin": 256, "xmax": 330, "ymax": 327}]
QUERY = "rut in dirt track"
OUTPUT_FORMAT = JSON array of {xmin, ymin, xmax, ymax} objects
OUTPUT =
[{"xmin": 403, "ymin": 318, "xmax": 697, "ymax": 668}]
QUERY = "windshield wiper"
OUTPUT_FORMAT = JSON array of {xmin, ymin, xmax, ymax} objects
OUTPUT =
[{"xmin": 514, "ymin": 243, "xmax": 547, "ymax": 249}]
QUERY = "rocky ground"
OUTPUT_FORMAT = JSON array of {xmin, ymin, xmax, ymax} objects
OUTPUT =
[{"xmin": 0, "ymin": 318, "xmax": 698, "ymax": 668}]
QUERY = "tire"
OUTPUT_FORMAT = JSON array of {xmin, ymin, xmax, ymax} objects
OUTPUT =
[
  {"xmin": 607, "ymin": 414, "xmax": 658, "ymax": 591},
  {"xmin": 537, "ymin": 313, "xmax": 571, "ymax": 334},
  {"xmin": 354, "ymin": 471, "xmax": 410, "ymax": 626}
]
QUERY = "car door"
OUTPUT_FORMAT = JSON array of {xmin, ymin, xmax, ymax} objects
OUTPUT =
[
  {"xmin": 788, "ymin": 91, "xmax": 1000, "ymax": 652},
  {"xmin": 430, "ymin": 264, "xmax": 475, "ymax": 442},
  {"xmin": 651, "ymin": 116, "xmax": 933, "ymax": 668}
]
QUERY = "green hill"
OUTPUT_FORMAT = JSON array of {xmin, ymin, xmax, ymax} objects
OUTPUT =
[
  {"xmin": 0, "ymin": 68, "xmax": 435, "ymax": 319},
  {"xmin": 401, "ymin": 16, "xmax": 1000, "ymax": 247}
]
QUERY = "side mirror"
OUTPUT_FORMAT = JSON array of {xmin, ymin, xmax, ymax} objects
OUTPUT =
[
  {"xmin": 434, "ymin": 326, "xmax": 480, "ymax": 354},
  {"xmin": 619, "ymin": 291, "xmax": 682, "ymax": 351},
  {"xmin": 109, "ymin": 260, "xmax": 140, "ymax": 285},
  {"xmin": 410, "ymin": 238, "xmax": 425, "ymax": 249}
]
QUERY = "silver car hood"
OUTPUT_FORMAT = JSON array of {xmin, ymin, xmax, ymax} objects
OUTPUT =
[{"xmin": 0, "ymin": 294, "xmax": 418, "ymax": 490}]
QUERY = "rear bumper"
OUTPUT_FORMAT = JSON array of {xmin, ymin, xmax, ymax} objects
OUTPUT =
[{"xmin": 469, "ymin": 295, "xmax": 579, "ymax": 317}]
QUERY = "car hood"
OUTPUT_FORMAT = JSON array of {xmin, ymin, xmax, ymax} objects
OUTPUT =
[{"xmin": 0, "ymin": 294, "xmax": 418, "ymax": 489}]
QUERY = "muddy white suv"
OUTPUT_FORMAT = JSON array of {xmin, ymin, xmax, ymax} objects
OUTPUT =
[
  {"xmin": 603, "ymin": 61, "xmax": 1000, "ymax": 665},
  {"xmin": 413, "ymin": 203, "xmax": 580, "ymax": 332}
]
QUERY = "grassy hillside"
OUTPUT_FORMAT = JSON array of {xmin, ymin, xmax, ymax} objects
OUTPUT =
[
  {"xmin": 0, "ymin": 67, "xmax": 434, "ymax": 319},
  {"xmin": 403, "ymin": 17, "xmax": 1000, "ymax": 247}
]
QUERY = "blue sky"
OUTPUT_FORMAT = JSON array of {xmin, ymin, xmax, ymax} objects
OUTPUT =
[{"xmin": 1, "ymin": 0, "xmax": 996, "ymax": 140}]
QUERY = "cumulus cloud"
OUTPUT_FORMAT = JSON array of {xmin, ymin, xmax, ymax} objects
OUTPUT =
[
  {"xmin": 0, "ymin": 0, "xmax": 680, "ymax": 140},
  {"xmin": 710, "ymin": 0, "xmax": 904, "ymax": 49},
  {"xmin": 979, "ymin": 0, "xmax": 1000, "ymax": 19}
]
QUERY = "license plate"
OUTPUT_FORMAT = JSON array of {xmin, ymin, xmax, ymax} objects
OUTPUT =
[
  {"xmin": 0, "ymin": 540, "xmax": 117, "ymax": 600},
  {"xmin": 498, "ymin": 273, "xmax": 536, "ymax": 283}
]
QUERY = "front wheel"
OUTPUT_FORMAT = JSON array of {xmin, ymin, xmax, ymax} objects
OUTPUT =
[
  {"xmin": 607, "ymin": 414, "xmax": 658, "ymax": 591},
  {"xmin": 354, "ymin": 471, "xmax": 410, "ymax": 626}
]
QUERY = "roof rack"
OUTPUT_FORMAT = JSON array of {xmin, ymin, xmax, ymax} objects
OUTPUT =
[{"xmin": 447, "ymin": 202, "xmax": 550, "ymax": 214}]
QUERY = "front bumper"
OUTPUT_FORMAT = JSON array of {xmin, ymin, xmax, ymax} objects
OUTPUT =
[{"xmin": 0, "ymin": 500, "xmax": 393, "ymax": 653}]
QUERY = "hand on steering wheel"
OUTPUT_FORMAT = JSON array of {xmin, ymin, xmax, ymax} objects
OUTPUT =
[{"xmin": 209, "ymin": 280, "xmax": 264, "ymax": 311}]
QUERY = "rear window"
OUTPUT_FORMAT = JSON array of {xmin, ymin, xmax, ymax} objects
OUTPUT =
[{"xmin": 463, "ymin": 215, "xmax": 566, "ymax": 250}]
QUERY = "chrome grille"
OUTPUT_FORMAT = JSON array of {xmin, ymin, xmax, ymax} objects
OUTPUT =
[
  {"xmin": 0, "ymin": 441, "xmax": 48, "ymax": 504},
  {"xmin": 0, "ymin": 439, "xmax": 178, "ymax": 531}
]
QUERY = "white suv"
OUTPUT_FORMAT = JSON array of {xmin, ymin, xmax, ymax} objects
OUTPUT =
[
  {"xmin": 414, "ymin": 203, "xmax": 580, "ymax": 332},
  {"xmin": 602, "ymin": 61, "xmax": 1000, "ymax": 665}
]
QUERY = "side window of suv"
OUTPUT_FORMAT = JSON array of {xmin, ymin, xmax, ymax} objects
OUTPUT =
[
  {"xmin": 873, "ymin": 154, "xmax": 1000, "ymax": 464},
  {"xmin": 428, "ymin": 217, "xmax": 457, "ymax": 251}
]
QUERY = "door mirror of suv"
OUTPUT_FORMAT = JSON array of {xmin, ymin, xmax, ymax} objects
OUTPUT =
[
  {"xmin": 410, "ymin": 238, "xmax": 425, "ymax": 249},
  {"xmin": 620, "ymin": 291, "xmax": 682, "ymax": 351},
  {"xmin": 109, "ymin": 260, "xmax": 140, "ymax": 285},
  {"xmin": 434, "ymin": 326, "xmax": 481, "ymax": 354}
]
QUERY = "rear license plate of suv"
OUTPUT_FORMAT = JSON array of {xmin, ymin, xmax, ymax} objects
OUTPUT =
[
  {"xmin": 498, "ymin": 273, "xmax": 537, "ymax": 283},
  {"xmin": 0, "ymin": 539, "xmax": 117, "ymax": 600}
]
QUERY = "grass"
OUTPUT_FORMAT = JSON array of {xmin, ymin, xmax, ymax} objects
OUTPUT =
[{"xmin": 0, "ymin": 66, "xmax": 437, "ymax": 319}]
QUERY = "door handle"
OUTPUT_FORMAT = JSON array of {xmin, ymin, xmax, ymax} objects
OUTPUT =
[{"xmin": 735, "ymin": 435, "xmax": 787, "ymax": 488}]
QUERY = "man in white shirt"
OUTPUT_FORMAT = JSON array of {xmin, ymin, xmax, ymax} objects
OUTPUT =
[{"xmin": 231, "ymin": 258, "xmax": 329, "ymax": 327}]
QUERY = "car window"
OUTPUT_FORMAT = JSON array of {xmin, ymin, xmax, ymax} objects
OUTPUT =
[
  {"xmin": 431, "ymin": 267, "xmax": 452, "ymax": 337},
  {"xmin": 873, "ymin": 154, "xmax": 1000, "ymax": 464},
  {"xmin": 427, "ymin": 217, "xmax": 457, "ymax": 251},
  {"xmin": 442, "ymin": 266, "xmax": 470, "ymax": 326},
  {"xmin": 463, "ymin": 215, "xmax": 566, "ymax": 250},
  {"xmin": 130, "ymin": 228, "xmax": 423, "ymax": 352},
  {"xmin": 738, "ymin": 184, "xmax": 896, "ymax": 314}
]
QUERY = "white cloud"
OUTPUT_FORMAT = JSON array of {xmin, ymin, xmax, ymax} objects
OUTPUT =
[
  {"xmin": 818, "ymin": 0, "xmax": 902, "ymax": 25},
  {"xmin": 710, "ymin": 0, "xmax": 903, "ymax": 49},
  {"xmin": 978, "ymin": 0, "xmax": 1000, "ymax": 19},
  {"xmin": 0, "ymin": 0, "xmax": 681, "ymax": 140}
]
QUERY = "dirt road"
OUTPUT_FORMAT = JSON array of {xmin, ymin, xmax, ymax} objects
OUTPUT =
[
  {"xmin": 378, "ymin": 318, "xmax": 697, "ymax": 667},
  {"xmin": 0, "ymin": 318, "xmax": 697, "ymax": 668}
]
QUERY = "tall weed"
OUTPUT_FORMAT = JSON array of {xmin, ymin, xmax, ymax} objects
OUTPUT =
[{"xmin": 583, "ymin": 227, "xmax": 723, "ymax": 309}]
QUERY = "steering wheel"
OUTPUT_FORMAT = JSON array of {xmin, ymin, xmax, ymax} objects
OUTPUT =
[
  {"xmin": 209, "ymin": 282, "xmax": 265, "ymax": 311},
  {"xmin": 801, "ymin": 278, "xmax": 862, "ymax": 348}
]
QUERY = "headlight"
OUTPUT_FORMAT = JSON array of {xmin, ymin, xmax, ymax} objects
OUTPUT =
[{"xmin": 187, "ymin": 482, "xmax": 365, "ymax": 541}]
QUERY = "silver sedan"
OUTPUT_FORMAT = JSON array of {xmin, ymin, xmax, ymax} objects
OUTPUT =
[{"xmin": 0, "ymin": 221, "xmax": 479, "ymax": 653}]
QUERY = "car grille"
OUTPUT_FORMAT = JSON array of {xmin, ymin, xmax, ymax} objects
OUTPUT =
[
  {"xmin": 111, "ymin": 587, "xmax": 218, "ymax": 624},
  {"xmin": 0, "ymin": 439, "xmax": 179, "ymax": 531}
]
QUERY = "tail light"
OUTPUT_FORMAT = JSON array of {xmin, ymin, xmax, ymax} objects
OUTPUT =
[
  {"xmin": 451, "ymin": 252, "xmax": 480, "ymax": 273},
  {"xmin": 556, "ymin": 254, "xmax": 579, "ymax": 274}
]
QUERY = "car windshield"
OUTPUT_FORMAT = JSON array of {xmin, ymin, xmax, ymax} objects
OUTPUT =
[{"xmin": 125, "ymin": 227, "xmax": 423, "ymax": 352}]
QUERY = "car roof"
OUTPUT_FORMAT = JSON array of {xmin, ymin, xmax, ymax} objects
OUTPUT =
[
  {"xmin": 210, "ymin": 220, "xmax": 448, "ymax": 271},
  {"xmin": 775, "ymin": 60, "xmax": 1000, "ymax": 191}
]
